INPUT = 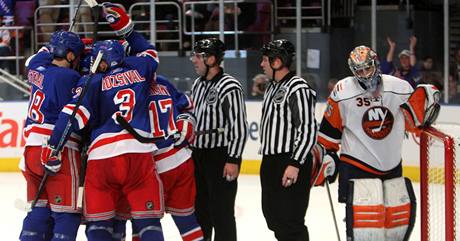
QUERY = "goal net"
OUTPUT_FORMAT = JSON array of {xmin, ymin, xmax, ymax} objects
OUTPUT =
[{"xmin": 420, "ymin": 125, "xmax": 459, "ymax": 241}]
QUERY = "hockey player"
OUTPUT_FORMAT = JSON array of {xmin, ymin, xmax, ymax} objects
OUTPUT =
[
  {"xmin": 20, "ymin": 30, "xmax": 84, "ymax": 241},
  {"xmin": 42, "ymin": 3, "xmax": 164, "ymax": 241},
  {"xmin": 315, "ymin": 45, "xmax": 440, "ymax": 241},
  {"xmin": 148, "ymin": 74, "xmax": 203, "ymax": 241},
  {"xmin": 123, "ymin": 74, "xmax": 204, "ymax": 241}
]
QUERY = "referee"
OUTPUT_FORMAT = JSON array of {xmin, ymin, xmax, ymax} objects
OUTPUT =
[
  {"xmin": 189, "ymin": 38, "xmax": 248, "ymax": 241},
  {"xmin": 259, "ymin": 39, "xmax": 317, "ymax": 241}
]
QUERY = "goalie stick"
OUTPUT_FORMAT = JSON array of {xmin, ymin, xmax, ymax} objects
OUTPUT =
[
  {"xmin": 326, "ymin": 181, "xmax": 342, "ymax": 241},
  {"xmin": 15, "ymin": 51, "xmax": 103, "ymax": 212}
]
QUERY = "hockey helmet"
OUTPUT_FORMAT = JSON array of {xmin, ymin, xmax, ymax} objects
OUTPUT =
[
  {"xmin": 348, "ymin": 45, "xmax": 381, "ymax": 92},
  {"xmin": 192, "ymin": 38, "xmax": 225, "ymax": 63},
  {"xmin": 49, "ymin": 30, "xmax": 84, "ymax": 59},
  {"xmin": 92, "ymin": 40, "xmax": 125, "ymax": 68},
  {"xmin": 260, "ymin": 39, "xmax": 296, "ymax": 68}
]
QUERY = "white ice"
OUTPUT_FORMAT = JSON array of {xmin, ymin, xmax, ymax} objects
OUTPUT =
[{"xmin": 1, "ymin": 173, "xmax": 421, "ymax": 241}]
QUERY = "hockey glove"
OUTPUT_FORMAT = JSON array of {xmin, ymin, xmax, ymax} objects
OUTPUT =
[
  {"xmin": 41, "ymin": 143, "xmax": 62, "ymax": 175},
  {"xmin": 400, "ymin": 84, "xmax": 441, "ymax": 128},
  {"xmin": 102, "ymin": 2, "xmax": 134, "ymax": 36},
  {"xmin": 312, "ymin": 150, "xmax": 339, "ymax": 186},
  {"xmin": 174, "ymin": 113, "xmax": 196, "ymax": 147}
]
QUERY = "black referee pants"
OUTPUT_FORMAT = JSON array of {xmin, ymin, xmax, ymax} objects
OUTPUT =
[
  {"xmin": 260, "ymin": 153, "xmax": 312, "ymax": 241},
  {"xmin": 192, "ymin": 147, "xmax": 238, "ymax": 241}
]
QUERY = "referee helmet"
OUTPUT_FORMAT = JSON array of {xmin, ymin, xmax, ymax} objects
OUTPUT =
[
  {"xmin": 193, "ymin": 38, "xmax": 226, "ymax": 64},
  {"xmin": 261, "ymin": 39, "xmax": 295, "ymax": 68}
]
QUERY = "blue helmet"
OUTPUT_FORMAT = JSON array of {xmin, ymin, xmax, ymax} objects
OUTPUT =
[
  {"xmin": 49, "ymin": 31, "xmax": 84, "ymax": 58},
  {"xmin": 92, "ymin": 40, "xmax": 125, "ymax": 68}
]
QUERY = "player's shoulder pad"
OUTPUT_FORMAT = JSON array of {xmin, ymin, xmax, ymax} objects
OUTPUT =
[
  {"xmin": 26, "ymin": 51, "xmax": 52, "ymax": 69},
  {"xmin": 381, "ymin": 74, "xmax": 414, "ymax": 94},
  {"xmin": 329, "ymin": 76, "xmax": 364, "ymax": 102}
]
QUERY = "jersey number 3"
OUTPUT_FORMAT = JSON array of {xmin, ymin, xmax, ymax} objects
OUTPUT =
[{"xmin": 113, "ymin": 89, "xmax": 135, "ymax": 123}]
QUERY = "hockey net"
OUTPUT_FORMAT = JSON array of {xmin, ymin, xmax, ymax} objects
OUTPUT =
[{"xmin": 420, "ymin": 125, "xmax": 459, "ymax": 241}]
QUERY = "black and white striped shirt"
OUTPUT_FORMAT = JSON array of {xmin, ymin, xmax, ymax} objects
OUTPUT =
[
  {"xmin": 190, "ymin": 69, "xmax": 248, "ymax": 164},
  {"xmin": 260, "ymin": 72, "xmax": 317, "ymax": 166}
]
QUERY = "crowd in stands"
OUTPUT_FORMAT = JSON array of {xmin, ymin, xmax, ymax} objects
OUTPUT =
[{"xmin": 1, "ymin": 0, "xmax": 460, "ymax": 104}]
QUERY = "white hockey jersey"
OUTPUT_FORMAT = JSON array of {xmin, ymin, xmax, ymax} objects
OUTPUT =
[{"xmin": 318, "ymin": 74, "xmax": 414, "ymax": 173}]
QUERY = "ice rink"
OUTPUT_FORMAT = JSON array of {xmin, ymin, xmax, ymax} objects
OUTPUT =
[{"xmin": 1, "ymin": 173, "xmax": 422, "ymax": 241}]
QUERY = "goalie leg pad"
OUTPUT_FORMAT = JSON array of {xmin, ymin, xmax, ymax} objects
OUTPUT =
[
  {"xmin": 346, "ymin": 178, "xmax": 385, "ymax": 241},
  {"xmin": 383, "ymin": 177, "xmax": 416, "ymax": 241}
]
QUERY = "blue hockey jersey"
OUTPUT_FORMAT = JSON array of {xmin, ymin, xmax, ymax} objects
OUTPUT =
[
  {"xmin": 149, "ymin": 75, "xmax": 194, "ymax": 173},
  {"xmin": 23, "ymin": 48, "xmax": 82, "ymax": 150},
  {"xmin": 49, "ymin": 32, "xmax": 160, "ymax": 160}
]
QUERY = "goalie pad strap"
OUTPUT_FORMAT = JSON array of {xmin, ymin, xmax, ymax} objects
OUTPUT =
[
  {"xmin": 347, "ymin": 178, "xmax": 385, "ymax": 241},
  {"xmin": 383, "ymin": 177, "xmax": 416, "ymax": 241}
]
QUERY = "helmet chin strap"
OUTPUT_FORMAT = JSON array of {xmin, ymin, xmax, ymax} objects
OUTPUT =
[
  {"xmin": 269, "ymin": 58, "xmax": 283, "ymax": 81},
  {"xmin": 65, "ymin": 53, "xmax": 78, "ymax": 70},
  {"xmin": 202, "ymin": 55, "xmax": 220, "ymax": 79}
]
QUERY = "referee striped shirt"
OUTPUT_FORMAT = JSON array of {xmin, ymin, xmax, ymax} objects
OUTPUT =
[
  {"xmin": 190, "ymin": 69, "xmax": 248, "ymax": 164},
  {"xmin": 260, "ymin": 72, "xmax": 317, "ymax": 166}
]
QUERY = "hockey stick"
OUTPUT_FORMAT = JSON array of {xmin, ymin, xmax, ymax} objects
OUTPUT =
[
  {"xmin": 77, "ymin": 141, "xmax": 88, "ymax": 209},
  {"xmin": 15, "ymin": 51, "xmax": 104, "ymax": 212},
  {"xmin": 116, "ymin": 115, "xmax": 177, "ymax": 143},
  {"xmin": 69, "ymin": 0, "xmax": 99, "ymax": 32},
  {"xmin": 326, "ymin": 181, "xmax": 342, "ymax": 241},
  {"xmin": 195, "ymin": 128, "xmax": 225, "ymax": 136}
]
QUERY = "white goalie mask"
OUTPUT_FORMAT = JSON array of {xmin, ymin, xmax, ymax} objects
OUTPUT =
[{"xmin": 348, "ymin": 46, "xmax": 382, "ymax": 92}]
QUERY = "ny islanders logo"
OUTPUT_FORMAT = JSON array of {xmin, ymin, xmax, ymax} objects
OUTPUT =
[{"xmin": 361, "ymin": 106, "xmax": 394, "ymax": 139}]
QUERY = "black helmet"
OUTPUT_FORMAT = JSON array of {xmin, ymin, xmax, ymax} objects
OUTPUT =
[
  {"xmin": 193, "ymin": 38, "xmax": 226, "ymax": 63},
  {"xmin": 261, "ymin": 39, "xmax": 296, "ymax": 68}
]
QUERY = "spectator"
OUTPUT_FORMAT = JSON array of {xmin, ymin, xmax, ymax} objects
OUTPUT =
[
  {"xmin": 449, "ymin": 73, "xmax": 460, "ymax": 104},
  {"xmin": 0, "ymin": 28, "xmax": 13, "ymax": 73},
  {"xmin": 381, "ymin": 36, "xmax": 420, "ymax": 88},
  {"xmin": 449, "ymin": 48, "xmax": 460, "ymax": 84},
  {"xmin": 251, "ymin": 73, "xmax": 269, "ymax": 98},
  {"xmin": 419, "ymin": 55, "xmax": 443, "ymax": 90},
  {"xmin": 38, "ymin": 0, "xmax": 63, "ymax": 42}
]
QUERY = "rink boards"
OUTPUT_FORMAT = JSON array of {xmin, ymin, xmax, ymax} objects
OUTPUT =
[{"xmin": 1, "ymin": 101, "xmax": 459, "ymax": 181}]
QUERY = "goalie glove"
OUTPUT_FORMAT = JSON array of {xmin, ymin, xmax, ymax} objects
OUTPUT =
[
  {"xmin": 102, "ymin": 2, "xmax": 134, "ymax": 37},
  {"xmin": 40, "ymin": 142, "xmax": 62, "ymax": 175},
  {"xmin": 311, "ymin": 144, "xmax": 339, "ymax": 187},
  {"xmin": 400, "ymin": 84, "xmax": 441, "ymax": 128},
  {"xmin": 174, "ymin": 113, "xmax": 196, "ymax": 147}
]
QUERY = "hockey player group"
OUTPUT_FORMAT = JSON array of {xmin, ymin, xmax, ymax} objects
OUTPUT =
[{"xmin": 19, "ymin": 2, "xmax": 441, "ymax": 241}]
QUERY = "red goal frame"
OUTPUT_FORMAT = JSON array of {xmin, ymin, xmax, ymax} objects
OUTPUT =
[{"xmin": 420, "ymin": 126, "xmax": 456, "ymax": 241}]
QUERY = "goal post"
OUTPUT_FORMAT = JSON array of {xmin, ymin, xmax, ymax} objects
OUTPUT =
[{"xmin": 420, "ymin": 126, "xmax": 457, "ymax": 241}]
